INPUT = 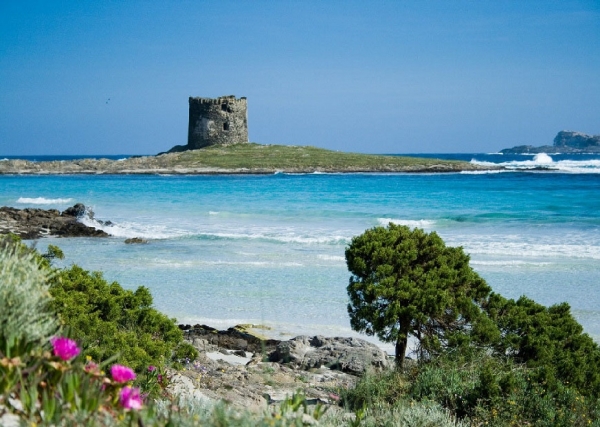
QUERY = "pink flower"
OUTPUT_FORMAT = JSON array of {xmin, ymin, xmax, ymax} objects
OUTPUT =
[
  {"xmin": 83, "ymin": 362, "xmax": 98, "ymax": 373},
  {"xmin": 110, "ymin": 364, "xmax": 136, "ymax": 383},
  {"xmin": 50, "ymin": 337, "xmax": 80, "ymax": 361},
  {"xmin": 147, "ymin": 365, "xmax": 156, "ymax": 372},
  {"xmin": 119, "ymin": 386, "xmax": 143, "ymax": 410}
]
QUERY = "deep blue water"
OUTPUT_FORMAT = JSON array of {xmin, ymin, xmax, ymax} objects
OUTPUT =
[{"xmin": 1, "ymin": 152, "xmax": 599, "ymax": 353}]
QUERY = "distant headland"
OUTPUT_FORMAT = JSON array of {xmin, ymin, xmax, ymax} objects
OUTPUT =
[{"xmin": 500, "ymin": 131, "xmax": 600, "ymax": 154}]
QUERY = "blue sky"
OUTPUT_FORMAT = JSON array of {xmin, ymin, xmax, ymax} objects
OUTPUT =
[{"xmin": 1, "ymin": 1, "xmax": 599, "ymax": 155}]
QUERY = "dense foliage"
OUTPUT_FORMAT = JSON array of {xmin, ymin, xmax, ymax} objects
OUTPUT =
[
  {"xmin": 0, "ymin": 241, "xmax": 58, "ymax": 357},
  {"xmin": 344, "ymin": 225, "xmax": 600, "ymax": 425},
  {"xmin": 49, "ymin": 265, "xmax": 192, "ymax": 373},
  {"xmin": 485, "ymin": 293, "xmax": 600, "ymax": 397},
  {"xmin": 346, "ymin": 223, "xmax": 495, "ymax": 366}
]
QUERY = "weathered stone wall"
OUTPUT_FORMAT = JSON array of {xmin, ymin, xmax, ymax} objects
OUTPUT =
[{"xmin": 187, "ymin": 95, "xmax": 248, "ymax": 149}]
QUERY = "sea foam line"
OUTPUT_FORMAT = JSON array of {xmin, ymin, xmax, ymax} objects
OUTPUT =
[
  {"xmin": 377, "ymin": 218, "xmax": 436, "ymax": 229},
  {"xmin": 16, "ymin": 197, "xmax": 74, "ymax": 205},
  {"xmin": 471, "ymin": 153, "xmax": 600, "ymax": 173}
]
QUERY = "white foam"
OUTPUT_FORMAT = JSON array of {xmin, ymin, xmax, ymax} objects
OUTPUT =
[
  {"xmin": 465, "ymin": 242, "xmax": 600, "ymax": 260},
  {"xmin": 204, "ymin": 232, "xmax": 350, "ymax": 245},
  {"xmin": 317, "ymin": 254, "xmax": 346, "ymax": 262},
  {"xmin": 471, "ymin": 155, "xmax": 600, "ymax": 173},
  {"xmin": 79, "ymin": 216, "xmax": 189, "ymax": 239},
  {"xmin": 150, "ymin": 259, "xmax": 304, "ymax": 268},
  {"xmin": 208, "ymin": 211, "xmax": 219, "ymax": 215},
  {"xmin": 471, "ymin": 260, "xmax": 553, "ymax": 267},
  {"xmin": 461, "ymin": 169, "xmax": 509, "ymax": 175},
  {"xmin": 533, "ymin": 153, "xmax": 553, "ymax": 164},
  {"xmin": 16, "ymin": 197, "xmax": 73, "ymax": 205},
  {"xmin": 377, "ymin": 218, "xmax": 436, "ymax": 229}
]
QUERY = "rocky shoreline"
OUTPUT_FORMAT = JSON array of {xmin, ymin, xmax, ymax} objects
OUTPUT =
[
  {"xmin": 500, "ymin": 130, "xmax": 600, "ymax": 154},
  {"xmin": 169, "ymin": 324, "xmax": 391, "ymax": 412},
  {"xmin": 0, "ymin": 203, "xmax": 109, "ymax": 239},
  {"xmin": 0, "ymin": 147, "xmax": 495, "ymax": 175}
]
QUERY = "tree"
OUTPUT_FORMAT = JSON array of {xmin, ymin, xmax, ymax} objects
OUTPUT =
[{"xmin": 346, "ymin": 224, "xmax": 494, "ymax": 367}]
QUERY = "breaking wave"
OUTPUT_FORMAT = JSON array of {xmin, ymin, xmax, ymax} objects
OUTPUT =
[
  {"xmin": 471, "ymin": 153, "xmax": 600, "ymax": 173},
  {"xmin": 377, "ymin": 218, "xmax": 436, "ymax": 229},
  {"xmin": 16, "ymin": 197, "xmax": 74, "ymax": 204}
]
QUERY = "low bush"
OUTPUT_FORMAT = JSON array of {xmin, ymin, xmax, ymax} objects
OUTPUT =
[{"xmin": 48, "ymin": 264, "xmax": 195, "ymax": 373}]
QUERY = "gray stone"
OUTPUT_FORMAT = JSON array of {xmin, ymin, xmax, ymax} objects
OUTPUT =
[
  {"xmin": 270, "ymin": 335, "xmax": 389, "ymax": 375},
  {"xmin": 164, "ymin": 95, "xmax": 248, "ymax": 153}
]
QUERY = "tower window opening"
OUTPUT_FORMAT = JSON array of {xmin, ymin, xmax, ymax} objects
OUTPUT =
[
  {"xmin": 221, "ymin": 103, "xmax": 227, "ymax": 111},
  {"xmin": 223, "ymin": 122, "xmax": 230, "ymax": 131}
]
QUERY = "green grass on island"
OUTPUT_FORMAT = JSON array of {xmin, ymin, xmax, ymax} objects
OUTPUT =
[
  {"xmin": 0, "ymin": 143, "xmax": 489, "ymax": 174},
  {"xmin": 161, "ymin": 143, "xmax": 480, "ymax": 173}
]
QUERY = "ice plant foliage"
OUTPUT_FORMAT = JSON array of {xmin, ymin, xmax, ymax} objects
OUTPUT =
[
  {"xmin": 110, "ymin": 364, "xmax": 136, "ymax": 383},
  {"xmin": 119, "ymin": 386, "xmax": 143, "ymax": 410},
  {"xmin": 50, "ymin": 336, "xmax": 80, "ymax": 361}
]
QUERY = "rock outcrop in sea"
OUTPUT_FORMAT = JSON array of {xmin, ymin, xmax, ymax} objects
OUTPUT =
[
  {"xmin": 500, "ymin": 130, "xmax": 600, "ymax": 154},
  {"xmin": 0, "ymin": 203, "xmax": 109, "ymax": 239}
]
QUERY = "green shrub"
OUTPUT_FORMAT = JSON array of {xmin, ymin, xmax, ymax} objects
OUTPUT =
[
  {"xmin": 485, "ymin": 293, "xmax": 600, "ymax": 398},
  {"xmin": 48, "ymin": 265, "xmax": 185, "ymax": 373},
  {"xmin": 0, "ymin": 241, "xmax": 58, "ymax": 360}
]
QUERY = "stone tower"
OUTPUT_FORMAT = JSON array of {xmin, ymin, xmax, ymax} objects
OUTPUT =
[{"xmin": 187, "ymin": 95, "xmax": 248, "ymax": 149}]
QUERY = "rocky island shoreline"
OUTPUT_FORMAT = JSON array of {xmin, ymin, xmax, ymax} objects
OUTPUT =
[
  {"xmin": 0, "ymin": 143, "xmax": 496, "ymax": 175},
  {"xmin": 500, "ymin": 130, "xmax": 600, "ymax": 154}
]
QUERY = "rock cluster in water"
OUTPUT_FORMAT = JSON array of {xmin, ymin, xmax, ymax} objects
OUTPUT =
[
  {"xmin": 0, "ymin": 203, "xmax": 109, "ymax": 239},
  {"xmin": 500, "ymin": 130, "xmax": 600, "ymax": 154}
]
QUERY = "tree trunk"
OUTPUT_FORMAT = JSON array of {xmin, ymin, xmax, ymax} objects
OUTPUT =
[{"xmin": 395, "ymin": 318, "xmax": 411, "ymax": 369}]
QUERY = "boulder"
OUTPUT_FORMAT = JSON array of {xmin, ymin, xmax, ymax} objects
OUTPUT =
[
  {"xmin": 0, "ymin": 204, "xmax": 109, "ymax": 239},
  {"xmin": 124, "ymin": 237, "xmax": 148, "ymax": 244},
  {"xmin": 270, "ymin": 335, "xmax": 389, "ymax": 375}
]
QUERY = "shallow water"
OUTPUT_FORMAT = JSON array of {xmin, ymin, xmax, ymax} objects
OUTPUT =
[{"xmin": 2, "ymin": 153, "xmax": 599, "ymax": 354}]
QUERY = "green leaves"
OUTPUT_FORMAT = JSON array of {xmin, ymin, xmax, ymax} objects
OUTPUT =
[
  {"xmin": 48, "ymin": 265, "xmax": 184, "ymax": 373},
  {"xmin": 346, "ymin": 224, "xmax": 492, "ymax": 366}
]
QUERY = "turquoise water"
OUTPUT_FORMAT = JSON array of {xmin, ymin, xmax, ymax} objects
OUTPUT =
[{"xmin": 1, "ymin": 153, "xmax": 599, "ymax": 353}]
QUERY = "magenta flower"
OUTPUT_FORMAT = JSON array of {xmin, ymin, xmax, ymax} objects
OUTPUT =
[
  {"xmin": 119, "ymin": 386, "xmax": 143, "ymax": 410},
  {"xmin": 147, "ymin": 365, "xmax": 156, "ymax": 372},
  {"xmin": 110, "ymin": 364, "xmax": 136, "ymax": 383},
  {"xmin": 50, "ymin": 337, "xmax": 80, "ymax": 361}
]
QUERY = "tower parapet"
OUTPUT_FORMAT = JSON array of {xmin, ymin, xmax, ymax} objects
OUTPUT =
[{"xmin": 187, "ymin": 95, "xmax": 248, "ymax": 149}]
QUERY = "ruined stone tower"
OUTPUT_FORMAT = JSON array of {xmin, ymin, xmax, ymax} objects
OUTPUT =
[{"xmin": 187, "ymin": 95, "xmax": 248, "ymax": 149}]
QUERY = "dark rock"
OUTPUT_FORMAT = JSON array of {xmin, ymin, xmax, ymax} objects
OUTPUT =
[
  {"xmin": 0, "ymin": 204, "xmax": 110, "ymax": 239},
  {"xmin": 124, "ymin": 237, "xmax": 148, "ymax": 244},
  {"xmin": 62, "ymin": 203, "xmax": 86, "ymax": 218},
  {"xmin": 270, "ymin": 335, "xmax": 389, "ymax": 375},
  {"xmin": 183, "ymin": 324, "xmax": 281, "ymax": 354},
  {"xmin": 233, "ymin": 350, "xmax": 247, "ymax": 358},
  {"xmin": 554, "ymin": 130, "xmax": 600, "ymax": 149},
  {"xmin": 501, "ymin": 131, "xmax": 600, "ymax": 154}
]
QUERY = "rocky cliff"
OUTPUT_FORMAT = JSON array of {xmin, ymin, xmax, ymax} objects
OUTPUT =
[{"xmin": 500, "ymin": 130, "xmax": 600, "ymax": 154}]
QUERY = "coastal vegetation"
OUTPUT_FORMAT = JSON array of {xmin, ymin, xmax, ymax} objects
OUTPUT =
[
  {"xmin": 346, "ymin": 224, "xmax": 494, "ymax": 367},
  {"xmin": 2, "ymin": 230, "xmax": 600, "ymax": 425},
  {"xmin": 0, "ymin": 143, "xmax": 487, "ymax": 174}
]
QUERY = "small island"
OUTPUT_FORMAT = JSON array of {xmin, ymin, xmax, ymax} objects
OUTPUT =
[
  {"xmin": 0, "ymin": 143, "xmax": 493, "ymax": 175},
  {"xmin": 0, "ymin": 95, "xmax": 497, "ymax": 175},
  {"xmin": 501, "ymin": 130, "xmax": 600, "ymax": 154}
]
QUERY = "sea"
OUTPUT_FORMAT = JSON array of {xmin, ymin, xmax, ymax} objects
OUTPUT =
[{"xmin": 1, "ymin": 152, "xmax": 599, "ymax": 355}]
